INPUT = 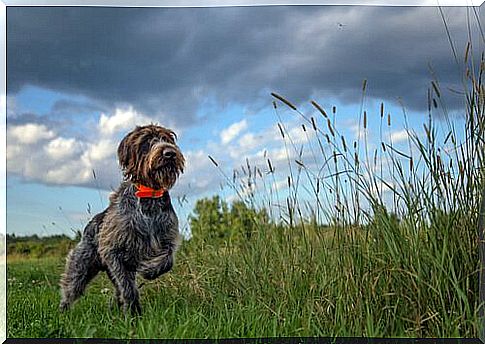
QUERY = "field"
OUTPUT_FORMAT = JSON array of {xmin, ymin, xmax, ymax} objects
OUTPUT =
[
  {"xmin": 6, "ymin": 41, "xmax": 485, "ymax": 338},
  {"xmin": 6, "ymin": 227, "xmax": 482, "ymax": 338},
  {"xmin": 6, "ymin": 202, "xmax": 482, "ymax": 338}
]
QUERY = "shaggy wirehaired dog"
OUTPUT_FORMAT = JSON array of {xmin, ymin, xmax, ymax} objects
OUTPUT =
[{"xmin": 59, "ymin": 124, "xmax": 185, "ymax": 315}]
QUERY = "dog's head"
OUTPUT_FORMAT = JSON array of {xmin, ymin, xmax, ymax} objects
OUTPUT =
[{"xmin": 117, "ymin": 124, "xmax": 185, "ymax": 190}]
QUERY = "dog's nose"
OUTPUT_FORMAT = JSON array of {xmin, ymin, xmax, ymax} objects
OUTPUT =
[{"xmin": 163, "ymin": 148, "xmax": 176, "ymax": 159}]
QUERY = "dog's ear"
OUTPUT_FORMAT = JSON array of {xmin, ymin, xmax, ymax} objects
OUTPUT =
[
  {"xmin": 179, "ymin": 155, "xmax": 185, "ymax": 174},
  {"xmin": 117, "ymin": 132, "xmax": 134, "ymax": 172}
]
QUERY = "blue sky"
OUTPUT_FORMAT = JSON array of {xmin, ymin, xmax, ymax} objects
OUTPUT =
[{"xmin": 6, "ymin": 5, "xmax": 482, "ymax": 237}]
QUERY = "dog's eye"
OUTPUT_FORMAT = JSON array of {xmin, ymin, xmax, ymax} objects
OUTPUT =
[{"xmin": 140, "ymin": 141, "xmax": 150, "ymax": 153}]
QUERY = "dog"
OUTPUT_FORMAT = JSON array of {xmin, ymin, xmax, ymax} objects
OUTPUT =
[{"xmin": 59, "ymin": 124, "xmax": 185, "ymax": 315}]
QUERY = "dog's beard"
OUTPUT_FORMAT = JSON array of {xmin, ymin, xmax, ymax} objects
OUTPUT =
[
  {"xmin": 141, "ymin": 154, "xmax": 183, "ymax": 190},
  {"xmin": 154, "ymin": 165, "xmax": 180, "ymax": 190}
]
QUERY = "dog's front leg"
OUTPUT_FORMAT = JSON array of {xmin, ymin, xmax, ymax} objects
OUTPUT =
[
  {"xmin": 106, "ymin": 269, "xmax": 123, "ymax": 309},
  {"xmin": 104, "ymin": 251, "xmax": 142, "ymax": 315},
  {"xmin": 138, "ymin": 249, "xmax": 174, "ymax": 281}
]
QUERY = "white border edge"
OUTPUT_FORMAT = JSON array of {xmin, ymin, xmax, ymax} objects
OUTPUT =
[
  {"xmin": 0, "ymin": 0, "xmax": 6, "ymax": 343},
  {"xmin": 2, "ymin": 0, "xmax": 485, "ymax": 7}
]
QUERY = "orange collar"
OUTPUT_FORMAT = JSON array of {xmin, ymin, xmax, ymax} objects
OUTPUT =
[{"xmin": 134, "ymin": 184, "xmax": 166, "ymax": 198}]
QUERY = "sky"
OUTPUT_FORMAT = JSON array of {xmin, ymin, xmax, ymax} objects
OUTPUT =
[{"xmin": 5, "ymin": 5, "xmax": 484, "ymax": 237}]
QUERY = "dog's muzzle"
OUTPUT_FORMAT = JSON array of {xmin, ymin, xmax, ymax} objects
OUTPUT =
[{"xmin": 162, "ymin": 147, "xmax": 177, "ymax": 160}]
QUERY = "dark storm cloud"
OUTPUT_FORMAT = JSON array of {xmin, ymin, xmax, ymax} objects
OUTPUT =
[
  {"xmin": 51, "ymin": 99, "xmax": 106, "ymax": 115},
  {"xmin": 7, "ymin": 5, "xmax": 484, "ymax": 125},
  {"xmin": 6, "ymin": 112, "xmax": 51, "ymax": 126},
  {"xmin": 6, "ymin": 111, "xmax": 84, "ymax": 140}
]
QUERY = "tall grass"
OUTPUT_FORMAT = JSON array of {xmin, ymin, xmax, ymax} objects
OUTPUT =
[{"xmin": 202, "ymin": 42, "xmax": 484, "ymax": 336}]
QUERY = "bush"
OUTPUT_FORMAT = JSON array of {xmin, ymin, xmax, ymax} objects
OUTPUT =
[{"xmin": 189, "ymin": 196, "xmax": 269, "ymax": 245}]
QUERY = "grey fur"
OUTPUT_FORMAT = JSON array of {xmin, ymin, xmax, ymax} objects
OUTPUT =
[{"xmin": 59, "ymin": 125, "xmax": 184, "ymax": 315}]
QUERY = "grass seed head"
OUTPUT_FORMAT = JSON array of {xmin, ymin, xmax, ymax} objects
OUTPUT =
[
  {"xmin": 271, "ymin": 92, "xmax": 297, "ymax": 111},
  {"xmin": 208, "ymin": 155, "xmax": 219, "ymax": 167},
  {"xmin": 311, "ymin": 101, "xmax": 328, "ymax": 118},
  {"xmin": 327, "ymin": 119, "xmax": 335, "ymax": 137}
]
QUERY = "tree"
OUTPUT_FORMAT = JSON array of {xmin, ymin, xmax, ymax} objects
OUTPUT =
[{"xmin": 189, "ymin": 196, "xmax": 269, "ymax": 244}]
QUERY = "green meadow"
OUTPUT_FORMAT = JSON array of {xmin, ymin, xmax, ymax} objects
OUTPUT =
[{"xmin": 6, "ymin": 205, "xmax": 482, "ymax": 338}]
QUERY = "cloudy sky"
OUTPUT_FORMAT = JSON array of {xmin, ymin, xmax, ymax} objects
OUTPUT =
[{"xmin": 6, "ymin": 4, "xmax": 484, "ymax": 237}]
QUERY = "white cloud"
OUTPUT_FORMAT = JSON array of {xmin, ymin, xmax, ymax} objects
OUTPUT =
[
  {"xmin": 9, "ymin": 123, "xmax": 55, "ymax": 144},
  {"xmin": 6, "ymin": 142, "xmax": 22, "ymax": 159},
  {"xmin": 82, "ymin": 139, "xmax": 117, "ymax": 162},
  {"xmin": 173, "ymin": 149, "xmax": 225, "ymax": 198},
  {"xmin": 227, "ymin": 122, "xmax": 285, "ymax": 160},
  {"xmin": 272, "ymin": 178, "xmax": 288, "ymax": 193},
  {"xmin": 390, "ymin": 129, "xmax": 409, "ymax": 143},
  {"xmin": 271, "ymin": 147, "xmax": 289, "ymax": 162},
  {"xmin": 6, "ymin": 108, "xmax": 136, "ymax": 189},
  {"xmin": 347, "ymin": 123, "xmax": 361, "ymax": 140},
  {"xmin": 43, "ymin": 160, "xmax": 91, "ymax": 184},
  {"xmin": 287, "ymin": 125, "xmax": 313, "ymax": 144},
  {"xmin": 45, "ymin": 137, "xmax": 82, "ymax": 160},
  {"xmin": 6, "ymin": 143, "xmax": 23, "ymax": 171},
  {"xmin": 237, "ymin": 132, "xmax": 259, "ymax": 150},
  {"xmin": 98, "ymin": 106, "xmax": 151, "ymax": 136},
  {"xmin": 220, "ymin": 119, "xmax": 248, "ymax": 144},
  {"xmin": 4, "ymin": 104, "xmax": 342, "ymax": 206}
]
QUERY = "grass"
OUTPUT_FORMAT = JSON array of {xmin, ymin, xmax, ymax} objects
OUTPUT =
[
  {"xmin": 6, "ymin": 35, "xmax": 485, "ymax": 340},
  {"xmin": 6, "ymin": 208, "xmax": 482, "ymax": 338}
]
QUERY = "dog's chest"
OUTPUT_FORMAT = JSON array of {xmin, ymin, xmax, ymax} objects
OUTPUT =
[
  {"xmin": 114, "ymin": 186, "xmax": 179, "ymax": 255},
  {"xmin": 133, "ymin": 203, "xmax": 178, "ymax": 252},
  {"xmin": 135, "ymin": 208, "xmax": 174, "ymax": 235}
]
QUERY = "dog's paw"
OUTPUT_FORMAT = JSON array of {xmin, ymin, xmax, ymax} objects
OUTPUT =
[
  {"xmin": 59, "ymin": 301, "xmax": 70, "ymax": 312},
  {"xmin": 139, "ymin": 270, "xmax": 158, "ymax": 280},
  {"xmin": 138, "ymin": 254, "xmax": 174, "ymax": 280},
  {"xmin": 125, "ymin": 301, "xmax": 142, "ymax": 316},
  {"xmin": 133, "ymin": 303, "xmax": 142, "ymax": 316}
]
